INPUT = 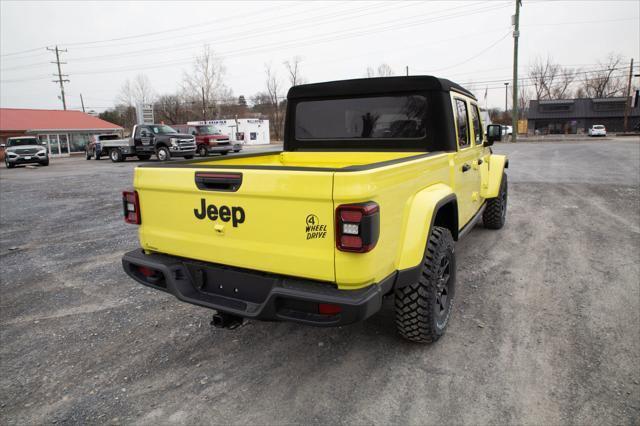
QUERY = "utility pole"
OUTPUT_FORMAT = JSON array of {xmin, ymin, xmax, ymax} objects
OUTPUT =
[
  {"xmin": 511, "ymin": 0, "xmax": 521, "ymax": 142},
  {"xmin": 201, "ymin": 86, "xmax": 206, "ymax": 120},
  {"xmin": 504, "ymin": 82, "xmax": 509, "ymax": 112},
  {"xmin": 406, "ymin": 65, "xmax": 409, "ymax": 76},
  {"xmin": 623, "ymin": 58, "xmax": 634, "ymax": 133},
  {"xmin": 47, "ymin": 46, "xmax": 69, "ymax": 110},
  {"xmin": 80, "ymin": 93, "xmax": 85, "ymax": 113}
]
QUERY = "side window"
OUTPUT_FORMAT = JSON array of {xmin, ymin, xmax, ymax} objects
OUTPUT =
[
  {"xmin": 471, "ymin": 104, "xmax": 482, "ymax": 145},
  {"xmin": 454, "ymin": 99, "xmax": 469, "ymax": 149},
  {"xmin": 188, "ymin": 127, "xmax": 197, "ymax": 135},
  {"xmin": 136, "ymin": 126, "xmax": 148, "ymax": 137}
]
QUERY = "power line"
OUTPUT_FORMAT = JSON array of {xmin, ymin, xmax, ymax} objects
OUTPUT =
[
  {"xmin": 424, "ymin": 31, "xmax": 512, "ymax": 73},
  {"xmin": 65, "ymin": 1, "xmax": 438, "ymax": 64},
  {"xmin": 3, "ymin": 0, "xmax": 500, "ymax": 71},
  {"xmin": 1, "ymin": 2, "xmax": 509, "ymax": 82}
]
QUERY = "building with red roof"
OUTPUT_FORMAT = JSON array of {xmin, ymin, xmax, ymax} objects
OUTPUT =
[{"xmin": 0, "ymin": 108, "xmax": 122, "ymax": 156}]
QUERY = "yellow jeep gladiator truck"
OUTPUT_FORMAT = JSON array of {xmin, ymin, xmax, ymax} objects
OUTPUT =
[{"xmin": 121, "ymin": 76, "xmax": 508, "ymax": 343}]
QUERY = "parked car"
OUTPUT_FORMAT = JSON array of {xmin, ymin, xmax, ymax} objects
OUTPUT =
[
  {"xmin": 95, "ymin": 124, "xmax": 196, "ymax": 162},
  {"xmin": 501, "ymin": 125, "xmax": 513, "ymax": 136},
  {"xmin": 588, "ymin": 124, "xmax": 607, "ymax": 137},
  {"xmin": 2, "ymin": 136, "xmax": 49, "ymax": 168},
  {"xmin": 85, "ymin": 134, "xmax": 122, "ymax": 160},
  {"xmin": 173, "ymin": 124, "xmax": 242, "ymax": 157},
  {"xmin": 121, "ymin": 75, "xmax": 509, "ymax": 343}
]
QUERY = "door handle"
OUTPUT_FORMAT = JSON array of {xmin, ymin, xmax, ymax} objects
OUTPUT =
[{"xmin": 462, "ymin": 164, "xmax": 471, "ymax": 172}]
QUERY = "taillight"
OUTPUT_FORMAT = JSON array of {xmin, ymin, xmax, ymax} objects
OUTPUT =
[
  {"xmin": 318, "ymin": 303, "xmax": 342, "ymax": 315},
  {"xmin": 335, "ymin": 202, "xmax": 380, "ymax": 253},
  {"xmin": 122, "ymin": 190, "xmax": 141, "ymax": 224},
  {"xmin": 137, "ymin": 265, "xmax": 157, "ymax": 278}
]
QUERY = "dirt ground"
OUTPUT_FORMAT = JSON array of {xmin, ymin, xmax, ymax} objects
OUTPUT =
[{"xmin": 1, "ymin": 138, "xmax": 639, "ymax": 425}]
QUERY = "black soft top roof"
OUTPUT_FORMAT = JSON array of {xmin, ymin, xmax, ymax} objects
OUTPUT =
[{"xmin": 287, "ymin": 75, "xmax": 476, "ymax": 100}]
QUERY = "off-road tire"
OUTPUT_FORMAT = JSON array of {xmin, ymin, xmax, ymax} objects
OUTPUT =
[
  {"xmin": 5, "ymin": 159, "xmax": 15, "ymax": 169},
  {"xmin": 198, "ymin": 146, "xmax": 208, "ymax": 157},
  {"xmin": 40, "ymin": 159, "xmax": 49, "ymax": 166},
  {"xmin": 156, "ymin": 146, "xmax": 171, "ymax": 161},
  {"xmin": 137, "ymin": 155, "xmax": 151, "ymax": 161},
  {"xmin": 110, "ymin": 148, "xmax": 124, "ymax": 163},
  {"xmin": 483, "ymin": 173, "xmax": 508, "ymax": 229},
  {"xmin": 394, "ymin": 226, "xmax": 456, "ymax": 343}
]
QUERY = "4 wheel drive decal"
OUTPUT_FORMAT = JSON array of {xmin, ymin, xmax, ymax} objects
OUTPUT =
[
  {"xmin": 194, "ymin": 198, "xmax": 245, "ymax": 227},
  {"xmin": 305, "ymin": 214, "xmax": 327, "ymax": 240}
]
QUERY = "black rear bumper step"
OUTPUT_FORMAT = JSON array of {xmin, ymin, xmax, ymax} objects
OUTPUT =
[{"xmin": 122, "ymin": 249, "xmax": 397, "ymax": 327}]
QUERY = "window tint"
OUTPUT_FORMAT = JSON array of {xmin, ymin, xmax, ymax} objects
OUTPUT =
[
  {"xmin": 295, "ymin": 95, "xmax": 427, "ymax": 140},
  {"xmin": 150, "ymin": 125, "xmax": 177, "ymax": 134},
  {"xmin": 470, "ymin": 104, "xmax": 482, "ymax": 145},
  {"xmin": 454, "ymin": 99, "xmax": 469, "ymax": 148},
  {"xmin": 7, "ymin": 138, "xmax": 38, "ymax": 147}
]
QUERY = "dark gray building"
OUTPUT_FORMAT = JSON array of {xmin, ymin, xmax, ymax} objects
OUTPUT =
[{"xmin": 527, "ymin": 97, "xmax": 640, "ymax": 135}]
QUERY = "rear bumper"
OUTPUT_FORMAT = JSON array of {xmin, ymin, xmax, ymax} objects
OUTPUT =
[{"xmin": 122, "ymin": 249, "xmax": 394, "ymax": 327}]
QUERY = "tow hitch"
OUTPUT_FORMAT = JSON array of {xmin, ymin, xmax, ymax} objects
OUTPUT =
[{"xmin": 211, "ymin": 311, "xmax": 245, "ymax": 329}]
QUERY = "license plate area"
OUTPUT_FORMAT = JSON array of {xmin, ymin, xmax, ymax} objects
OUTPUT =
[{"xmin": 184, "ymin": 261, "xmax": 275, "ymax": 303}]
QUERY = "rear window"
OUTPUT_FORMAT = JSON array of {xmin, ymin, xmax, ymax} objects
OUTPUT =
[
  {"xmin": 295, "ymin": 95, "xmax": 427, "ymax": 140},
  {"xmin": 593, "ymin": 125, "xmax": 605, "ymax": 129}
]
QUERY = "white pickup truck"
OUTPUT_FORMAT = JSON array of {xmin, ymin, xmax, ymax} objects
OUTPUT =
[{"xmin": 88, "ymin": 124, "xmax": 196, "ymax": 162}]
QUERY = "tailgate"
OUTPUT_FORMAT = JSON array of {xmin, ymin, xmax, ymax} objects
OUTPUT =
[{"xmin": 135, "ymin": 167, "xmax": 336, "ymax": 282}]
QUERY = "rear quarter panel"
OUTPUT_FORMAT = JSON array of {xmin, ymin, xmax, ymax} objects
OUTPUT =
[{"xmin": 333, "ymin": 153, "xmax": 452, "ymax": 288}]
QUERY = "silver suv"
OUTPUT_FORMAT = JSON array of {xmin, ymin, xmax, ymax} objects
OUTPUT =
[{"xmin": 3, "ymin": 136, "xmax": 49, "ymax": 168}]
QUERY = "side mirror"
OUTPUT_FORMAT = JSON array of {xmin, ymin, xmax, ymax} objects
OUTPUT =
[{"xmin": 486, "ymin": 124, "xmax": 502, "ymax": 146}]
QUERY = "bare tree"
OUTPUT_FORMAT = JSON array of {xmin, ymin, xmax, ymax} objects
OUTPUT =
[
  {"xmin": 365, "ymin": 66, "xmax": 375, "ymax": 78},
  {"xmin": 117, "ymin": 74, "xmax": 155, "ymax": 107},
  {"xmin": 117, "ymin": 80, "xmax": 134, "ymax": 106},
  {"xmin": 517, "ymin": 84, "xmax": 533, "ymax": 119},
  {"xmin": 377, "ymin": 63, "xmax": 395, "ymax": 77},
  {"xmin": 574, "ymin": 86, "xmax": 587, "ymax": 99},
  {"xmin": 365, "ymin": 63, "xmax": 395, "ymax": 77},
  {"xmin": 182, "ymin": 45, "xmax": 229, "ymax": 119},
  {"xmin": 580, "ymin": 53, "xmax": 626, "ymax": 98},
  {"xmin": 528, "ymin": 57, "xmax": 579, "ymax": 100},
  {"xmin": 265, "ymin": 63, "xmax": 284, "ymax": 140},
  {"xmin": 284, "ymin": 56, "xmax": 306, "ymax": 87},
  {"xmin": 154, "ymin": 94, "xmax": 186, "ymax": 124}
]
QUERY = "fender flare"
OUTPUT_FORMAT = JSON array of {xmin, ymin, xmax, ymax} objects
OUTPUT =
[
  {"xmin": 396, "ymin": 183, "xmax": 458, "ymax": 277},
  {"xmin": 481, "ymin": 154, "xmax": 508, "ymax": 199}
]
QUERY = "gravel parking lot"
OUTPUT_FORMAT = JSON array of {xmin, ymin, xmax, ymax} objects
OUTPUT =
[{"xmin": 1, "ymin": 138, "xmax": 639, "ymax": 425}]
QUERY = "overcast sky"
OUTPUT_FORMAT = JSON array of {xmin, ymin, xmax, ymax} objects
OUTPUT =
[{"xmin": 1, "ymin": 0, "xmax": 638, "ymax": 113}]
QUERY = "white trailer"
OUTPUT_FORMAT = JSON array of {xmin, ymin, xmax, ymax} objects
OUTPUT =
[{"xmin": 187, "ymin": 119, "xmax": 270, "ymax": 145}]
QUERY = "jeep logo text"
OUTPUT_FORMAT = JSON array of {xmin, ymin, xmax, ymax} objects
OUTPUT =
[{"xmin": 194, "ymin": 198, "xmax": 245, "ymax": 227}]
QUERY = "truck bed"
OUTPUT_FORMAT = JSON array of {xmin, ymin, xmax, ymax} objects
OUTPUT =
[
  {"xmin": 134, "ymin": 149, "xmax": 450, "ymax": 287},
  {"xmin": 142, "ymin": 151, "xmax": 426, "ymax": 171}
]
